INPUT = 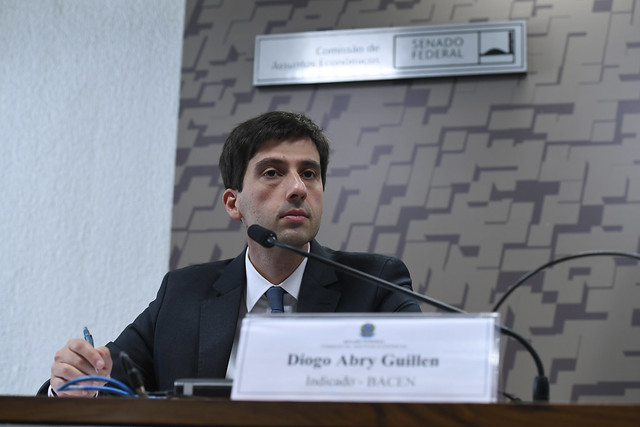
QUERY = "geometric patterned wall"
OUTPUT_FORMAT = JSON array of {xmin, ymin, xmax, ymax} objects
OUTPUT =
[{"xmin": 172, "ymin": 0, "xmax": 640, "ymax": 403}]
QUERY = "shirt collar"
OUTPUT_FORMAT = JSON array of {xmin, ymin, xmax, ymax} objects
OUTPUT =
[{"xmin": 244, "ymin": 244, "xmax": 308, "ymax": 312}]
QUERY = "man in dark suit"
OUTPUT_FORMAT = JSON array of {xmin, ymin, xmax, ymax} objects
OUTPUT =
[{"xmin": 47, "ymin": 111, "xmax": 420, "ymax": 396}]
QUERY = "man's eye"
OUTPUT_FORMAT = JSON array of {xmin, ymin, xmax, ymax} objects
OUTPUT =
[
  {"xmin": 301, "ymin": 170, "xmax": 317, "ymax": 179},
  {"xmin": 263, "ymin": 169, "xmax": 279, "ymax": 177}
]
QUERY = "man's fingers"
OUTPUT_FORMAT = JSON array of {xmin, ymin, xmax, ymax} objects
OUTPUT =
[
  {"xmin": 50, "ymin": 339, "xmax": 112, "ymax": 398},
  {"xmin": 95, "ymin": 346, "xmax": 113, "ymax": 376},
  {"xmin": 54, "ymin": 349, "xmax": 97, "ymax": 377},
  {"xmin": 50, "ymin": 364, "xmax": 104, "ymax": 397},
  {"xmin": 58, "ymin": 339, "xmax": 106, "ymax": 374}
]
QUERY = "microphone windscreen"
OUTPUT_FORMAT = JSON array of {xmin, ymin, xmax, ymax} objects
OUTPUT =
[{"xmin": 247, "ymin": 224, "xmax": 276, "ymax": 248}]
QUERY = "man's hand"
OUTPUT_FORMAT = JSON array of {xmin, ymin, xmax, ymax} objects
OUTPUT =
[{"xmin": 50, "ymin": 339, "xmax": 113, "ymax": 397}]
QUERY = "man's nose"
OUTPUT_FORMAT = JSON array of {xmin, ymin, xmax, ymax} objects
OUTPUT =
[{"xmin": 286, "ymin": 173, "xmax": 307, "ymax": 200}]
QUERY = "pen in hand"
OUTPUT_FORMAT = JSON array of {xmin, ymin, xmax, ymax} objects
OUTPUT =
[
  {"xmin": 83, "ymin": 326, "xmax": 94, "ymax": 347},
  {"xmin": 83, "ymin": 326, "xmax": 99, "ymax": 373}
]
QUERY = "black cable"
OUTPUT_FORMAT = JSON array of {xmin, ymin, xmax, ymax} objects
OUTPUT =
[
  {"xmin": 492, "ymin": 250, "xmax": 640, "ymax": 312},
  {"xmin": 119, "ymin": 352, "xmax": 148, "ymax": 397}
]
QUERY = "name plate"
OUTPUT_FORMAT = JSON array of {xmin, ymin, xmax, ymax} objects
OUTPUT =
[
  {"xmin": 254, "ymin": 21, "xmax": 526, "ymax": 86},
  {"xmin": 231, "ymin": 313, "xmax": 499, "ymax": 402}
]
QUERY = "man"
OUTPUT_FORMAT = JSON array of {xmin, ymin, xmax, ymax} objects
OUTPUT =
[{"xmin": 46, "ymin": 111, "xmax": 420, "ymax": 396}]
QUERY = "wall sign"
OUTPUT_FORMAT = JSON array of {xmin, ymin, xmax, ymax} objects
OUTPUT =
[{"xmin": 254, "ymin": 21, "xmax": 526, "ymax": 86}]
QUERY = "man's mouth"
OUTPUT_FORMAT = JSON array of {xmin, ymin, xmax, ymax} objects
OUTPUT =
[{"xmin": 281, "ymin": 209, "xmax": 309, "ymax": 221}]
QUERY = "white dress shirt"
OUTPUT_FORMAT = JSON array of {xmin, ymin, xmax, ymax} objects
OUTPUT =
[{"xmin": 225, "ymin": 246, "xmax": 308, "ymax": 378}]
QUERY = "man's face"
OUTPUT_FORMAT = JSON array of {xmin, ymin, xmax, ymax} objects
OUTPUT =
[{"xmin": 224, "ymin": 137, "xmax": 324, "ymax": 249}]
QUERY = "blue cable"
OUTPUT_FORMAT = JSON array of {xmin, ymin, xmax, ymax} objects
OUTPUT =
[
  {"xmin": 56, "ymin": 375, "xmax": 137, "ymax": 397},
  {"xmin": 60, "ymin": 385, "xmax": 135, "ymax": 397}
]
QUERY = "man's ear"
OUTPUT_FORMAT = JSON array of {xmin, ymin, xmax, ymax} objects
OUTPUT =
[{"xmin": 223, "ymin": 189, "xmax": 242, "ymax": 221}]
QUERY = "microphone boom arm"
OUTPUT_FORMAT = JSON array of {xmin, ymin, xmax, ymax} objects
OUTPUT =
[
  {"xmin": 268, "ymin": 237, "xmax": 461, "ymax": 313},
  {"xmin": 261, "ymin": 232, "xmax": 549, "ymax": 401}
]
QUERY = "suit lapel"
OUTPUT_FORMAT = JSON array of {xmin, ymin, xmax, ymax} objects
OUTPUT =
[
  {"xmin": 297, "ymin": 241, "xmax": 342, "ymax": 312},
  {"xmin": 196, "ymin": 242, "xmax": 342, "ymax": 377},
  {"xmin": 197, "ymin": 250, "xmax": 245, "ymax": 378}
]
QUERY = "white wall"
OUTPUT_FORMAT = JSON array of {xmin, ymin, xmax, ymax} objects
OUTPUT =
[{"xmin": 0, "ymin": 0, "xmax": 184, "ymax": 395}]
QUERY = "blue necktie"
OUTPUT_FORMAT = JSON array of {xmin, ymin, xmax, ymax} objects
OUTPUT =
[{"xmin": 266, "ymin": 286, "xmax": 285, "ymax": 313}]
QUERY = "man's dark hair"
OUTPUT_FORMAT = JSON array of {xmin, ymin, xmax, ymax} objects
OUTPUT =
[{"xmin": 219, "ymin": 111, "xmax": 331, "ymax": 191}]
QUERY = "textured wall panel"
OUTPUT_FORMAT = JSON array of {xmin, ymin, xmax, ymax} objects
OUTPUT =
[{"xmin": 173, "ymin": 0, "xmax": 640, "ymax": 403}]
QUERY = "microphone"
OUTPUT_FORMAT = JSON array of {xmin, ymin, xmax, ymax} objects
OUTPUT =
[
  {"xmin": 248, "ymin": 224, "xmax": 277, "ymax": 248},
  {"xmin": 247, "ymin": 224, "xmax": 550, "ymax": 402}
]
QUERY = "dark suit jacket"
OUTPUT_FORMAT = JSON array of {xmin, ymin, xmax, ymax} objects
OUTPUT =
[{"xmin": 51, "ymin": 241, "xmax": 420, "ymax": 394}]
